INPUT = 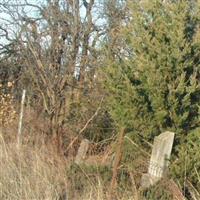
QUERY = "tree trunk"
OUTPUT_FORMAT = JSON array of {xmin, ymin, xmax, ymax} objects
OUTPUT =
[{"xmin": 108, "ymin": 127, "xmax": 125, "ymax": 200}]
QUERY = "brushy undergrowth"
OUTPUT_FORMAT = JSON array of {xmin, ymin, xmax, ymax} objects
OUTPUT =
[
  {"xmin": 0, "ymin": 136, "xmax": 68, "ymax": 200},
  {"xmin": 0, "ymin": 82, "xmax": 16, "ymax": 126},
  {"xmin": 0, "ymin": 134, "xmax": 137, "ymax": 200}
]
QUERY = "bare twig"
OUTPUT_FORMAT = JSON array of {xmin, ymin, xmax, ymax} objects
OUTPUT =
[
  {"xmin": 186, "ymin": 180, "xmax": 200, "ymax": 200},
  {"xmin": 125, "ymin": 136, "xmax": 151, "ymax": 157},
  {"xmin": 66, "ymin": 97, "xmax": 104, "ymax": 152}
]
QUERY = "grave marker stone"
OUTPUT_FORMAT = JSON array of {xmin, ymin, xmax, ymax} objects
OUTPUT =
[
  {"xmin": 141, "ymin": 131, "xmax": 175, "ymax": 188},
  {"xmin": 75, "ymin": 139, "xmax": 90, "ymax": 164}
]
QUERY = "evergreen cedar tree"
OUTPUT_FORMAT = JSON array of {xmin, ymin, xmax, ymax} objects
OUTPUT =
[{"xmin": 104, "ymin": 0, "xmax": 200, "ymax": 193}]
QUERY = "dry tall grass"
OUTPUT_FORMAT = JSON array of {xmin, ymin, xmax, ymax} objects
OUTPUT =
[
  {"xmin": 0, "ymin": 133, "xmax": 137, "ymax": 200},
  {"xmin": 0, "ymin": 134, "xmax": 68, "ymax": 200}
]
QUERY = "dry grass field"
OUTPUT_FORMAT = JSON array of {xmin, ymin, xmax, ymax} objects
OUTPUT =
[{"xmin": 0, "ymin": 133, "xmax": 137, "ymax": 200}]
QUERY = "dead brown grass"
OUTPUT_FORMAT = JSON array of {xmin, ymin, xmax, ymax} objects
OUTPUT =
[
  {"xmin": 0, "ymin": 134, "xmax": 68, "ymax": 200},
  {"xmin": 0, "ymin": 132, "xmax": 138, "ymax": 200}
]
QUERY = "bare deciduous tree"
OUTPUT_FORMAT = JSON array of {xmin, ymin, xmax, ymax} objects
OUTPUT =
[{"xmin": 0, "ymin": 0, "xmax": 107, "ymax": 153}]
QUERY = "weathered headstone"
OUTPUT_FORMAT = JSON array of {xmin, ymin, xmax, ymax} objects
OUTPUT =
[
  {"xmin": 75, "ymin": 139, "xmax": 90, "ymax": 164},
  {"xmin": 141, "ymin": 131, "xmax": 175, "ymax": 188}
]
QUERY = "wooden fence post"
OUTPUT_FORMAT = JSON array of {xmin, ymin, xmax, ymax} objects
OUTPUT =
[{"xmin": 17, "ymin": 89, "xmax": 26, "ymax": 147}]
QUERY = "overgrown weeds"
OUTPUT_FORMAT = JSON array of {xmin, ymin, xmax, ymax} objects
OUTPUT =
[
  {"xmin": 0, "ymin": 135, "xmax": 67, "ymax": 200},
  {"xmin": 0, "ymin": 132, "xmax": 138, "ymax": 200}
]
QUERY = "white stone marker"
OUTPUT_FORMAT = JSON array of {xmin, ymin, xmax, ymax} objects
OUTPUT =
[
  {"xmin": 141, "ymin": 131, "xmax": 175, "ymax": 188},
  {"xmin": 75, "ymin": 139, "xmax": 90, "ymax": 164}
]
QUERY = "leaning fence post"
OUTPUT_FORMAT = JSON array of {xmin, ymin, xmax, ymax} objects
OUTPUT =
[{"xmin": 17, "ymin": 89, "xmax": 26, "ymax": 147}]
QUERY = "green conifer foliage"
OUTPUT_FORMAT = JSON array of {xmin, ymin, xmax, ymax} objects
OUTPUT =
[
  {"xmin": 105, "ymin": 0, "xmax": 200, "ymax": 142},
  {"xmin": 104, "ymin": 0, "xmax": 200, "ymax": 195}
]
